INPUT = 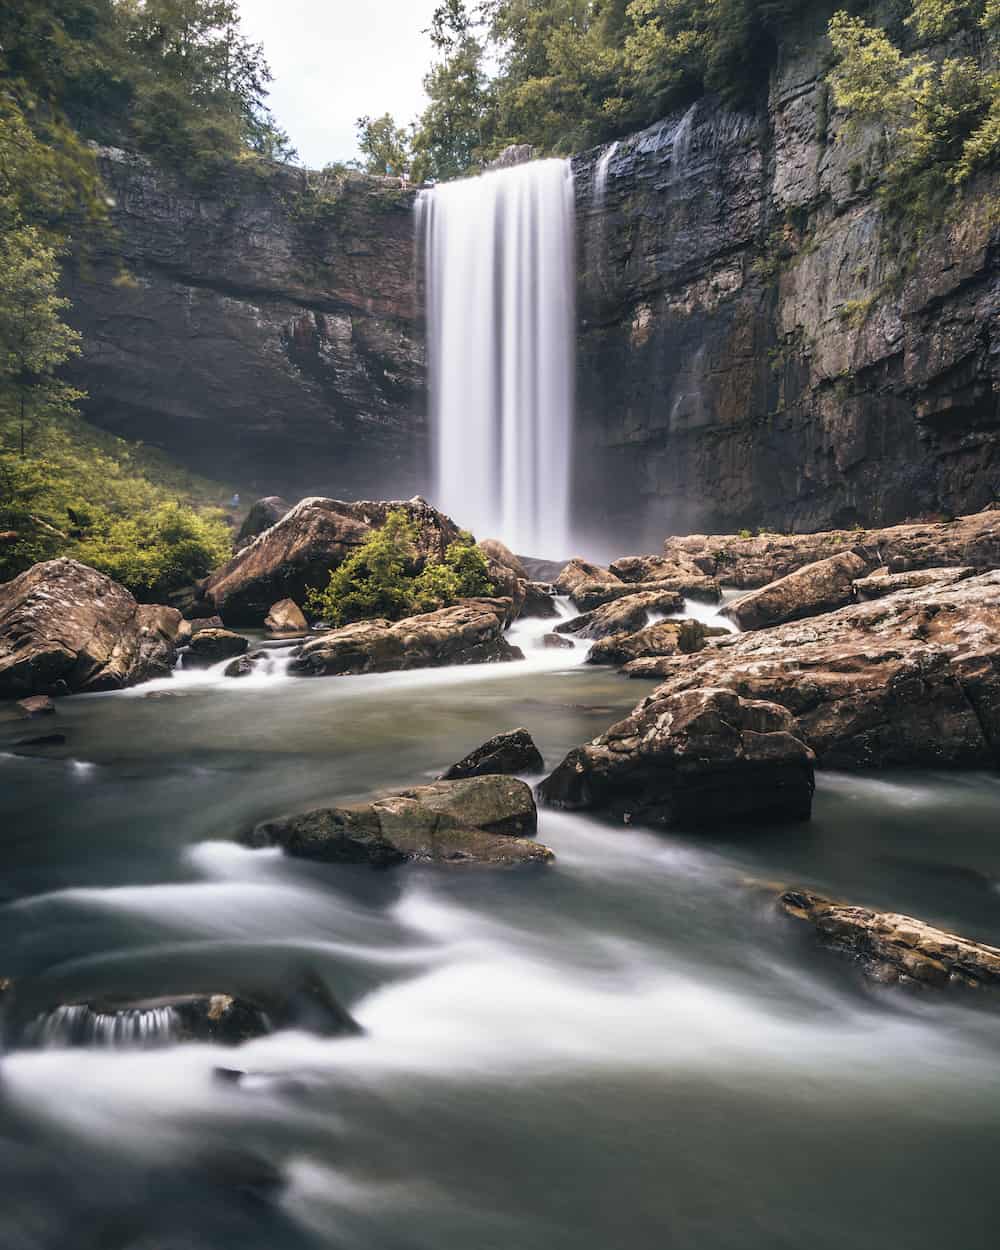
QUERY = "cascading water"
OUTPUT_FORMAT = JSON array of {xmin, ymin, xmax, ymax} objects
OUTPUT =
[
  {"xmin": 25, "ymin": 1004, "xmax": 180, "ymax": 1048},
  {"xmin": 417, "ymin": 160, "xmax": 575, "ymax": 557}
]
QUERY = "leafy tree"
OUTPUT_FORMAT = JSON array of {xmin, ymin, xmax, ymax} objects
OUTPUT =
[
  {"xmin": 354, "ymin": 113, "xmax": 412, "ymax": 175},
  {"xmin": 828, "ymin": 1, "xmax": 1000, "ymax": 215},
  {"xmin": 306, "ymin": 510, "xmax": 496, "ymax": 626}
]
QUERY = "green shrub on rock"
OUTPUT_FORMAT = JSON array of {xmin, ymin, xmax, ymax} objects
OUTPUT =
[{"xmin": 306, "ymin": 510, "xmax": 496, "ymax": 626}]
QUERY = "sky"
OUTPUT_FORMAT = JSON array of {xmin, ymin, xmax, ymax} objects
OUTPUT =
[{"xmin": 237, "ymin": 0, "xmax": 441, "ymax": 169}]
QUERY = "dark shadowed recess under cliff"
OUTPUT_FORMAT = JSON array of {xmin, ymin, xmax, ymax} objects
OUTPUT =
[
  {"xmin": 572, "ymin": 6, "xmax": 999, "ymax": 554},
  {"xmin": 63, "ymin": 6, "xmax": 999, "ymax": 549},
  {"xmin": 63, "ymin": 151, "xmax": 427, "ymax": 502}
]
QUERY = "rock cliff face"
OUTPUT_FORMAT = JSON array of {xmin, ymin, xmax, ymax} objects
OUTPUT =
[
  {"xmin": 63, "ymin": 10, "xmax": 998, "ymax": 542},
  {"xmin": 573, "ymin": 9, "xmax": 999, "ymax": 552},
  {"xmin": 64, "ymin": 151, "xmax": 425, "ymax": 501}
]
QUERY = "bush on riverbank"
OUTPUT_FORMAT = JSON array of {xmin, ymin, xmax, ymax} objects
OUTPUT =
[{"xmin": 305, "ymin": 509, "xmax": 496, "ymax": 626}]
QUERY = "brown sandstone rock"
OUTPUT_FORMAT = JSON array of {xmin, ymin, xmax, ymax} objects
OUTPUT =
[
  {"xmin": 723, "ymin": 550, "xmax": 872, "ymax": 631},
  {"xmin": 478, "ymin": 539, "xmax": 528, "ymax": 580},
  {"xmin": 200, "ymin": 496, "xmax": 462, "ymax": 626},
  {"xmin": 289, "ymin": 601, "xmax": 523, "ymax": 677},
  {"xmin": 555, "ymin": 590, "xmax": 684, "ymax": 640},
  {"xmin": 571, "ymin": 580, "xmax": 711, "ymax": 612},
  {"xmin": 554, "ymin": 558, "xmax": 620, "ymax": 595},
  {"xmin": 623, "ymin": 570, "xmax": 1000, "ymax": 769},
  {"xmin": 264, "ymin": 598, "xmax": 308, "ymax": 633},
  {"xmin": 0, "ymin": 559, "xmax": 181, "ymax": 697},
  {"xmin": 235, "ymin": 496, "xmax": 292, "ymax": 549},
  {"xmin": 182, "ymin": 628, "xmax": 249, "ymax": 668},
  {"xmin": 586, "ymin": 619, "xmax": 720, "ymax": 666},
  {"xmin": 779, "ymin": 889, "xmax": 1000, "ymax": 989},
  {"xmin": 606, "ymin": 555, "xmax": 722, "ymax": 602},
  {"xmin": 852, "ymin": 566, "xmax": 977, "ymax": 600},
  {"xmin": 537, "ymin": 687, "xmax": 815, "ymax": 827}
]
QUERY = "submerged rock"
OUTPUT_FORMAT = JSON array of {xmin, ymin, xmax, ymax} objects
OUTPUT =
[
  {"xmin": 16, "ymin": 695, "xmax": 55, "ymax": 717},
  {"xmin": 264, "ymin": 598, "xmax": 307, "ymax": 633},
  {"xmin": 0, "ymin": 559, "xmax": 181, "ymax": 697},
  {"xmin": 289, "ymin": 601, "xmax": 523, "ymax": 676},
  {"xmin": 224, "ymin": 650, "xmax": 267, "ymax": 678},
  {"xmin": 183, "ymin": 628, "xmax": 250, "ymax": 667},
  {"xmin": 537, "ymin": 687, "xmax": 815, "ymax": 828},
  {"xmin": 246, "ymin": 775, "xmax": 549, "ymax": 867},
  {"xmin": 722, "ymin": 550, "xmax": 872, "ymax": 631},
  {"xmin": 555, "ymin": 591, "xmax": 684, "ymax": 640},
  {"xmin": 441, "ymin": 728, "xmax": 544, "ymax": 780},
  {"xmin": 779, "ymin": 889, "xmax": 1000, "ymax": 989},
  {"xmin": 621, "ymin": 569, "xmax": 1000, "ymax": 769},
  {"xmin": 200, "ymin": 496, "xmax": 462, "ymax": 626},
  {"xmin": 542, "ymin": 632, "xmax": 575, "ymax": 649}
]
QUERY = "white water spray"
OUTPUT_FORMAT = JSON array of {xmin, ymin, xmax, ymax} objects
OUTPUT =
[{"xmin": 418, "ymin": 160, "xmax": 575, "ymax": 557}]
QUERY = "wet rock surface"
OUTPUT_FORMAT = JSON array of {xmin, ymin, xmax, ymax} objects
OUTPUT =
[
  {"xmin": 441, "ymin": 728, "xmax": 545, "ymax": 780},
  {"xmin": 520, "ymin": 581, "xmax": 560, "ymax": 619},
  {"xmin": 586, "ymin": 619, "xmax": 719, "ymax": 666},
  {"xmin": 554, "ymin": 559, "xmax": 620, "ymax": 595},
  {"xmin": 624, "ymin": 569, "xmax": 1000, "ymax": 768},
  {"xmin": 0, "ymin": 559, "xmax": 181, "ymax": 697},
  {"xmin": 570, "ymin": 581, "xmax": 692, "ymax": 612},
  {"xmin": 779, "ymin": 889, "xmax": 1000, "ymax": 990},
  {"xmin": 538, "ymin": 687, "xmax": 815, "ymax": 828},
  {"xmin": 201, "ymin": 496, "xmax": 462, "ymax": 626},
  {"xmin": 245, "ymin": 775, "xmax": 550, "ymax": 867},
  {"xmin": 723, "ymin": 550, "xmax": 872, "ymax": 631},
  {"xmin": 183, "ymin": 628, "xmax": 250, "ymax": 667},
  {"xmin": 290, "ymin": 601, "xmax": 523, "ymax": 677},
  {"xmin": 555, "ymin": 591, "xmax": 685, "ymax": 640}
]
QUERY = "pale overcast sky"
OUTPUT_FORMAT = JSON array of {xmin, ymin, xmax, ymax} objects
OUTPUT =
[{"xmin": 238, "ymin": 0, "xmax": 441, "ymax": 169}]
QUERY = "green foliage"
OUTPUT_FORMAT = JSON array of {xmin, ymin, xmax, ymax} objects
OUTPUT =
[
  {"xmin": 828, "ymin": 2, "xmax": 1000, "ymax": 221},
  {"xmin": 354, "ymin": 113, "xmax": 412, "ymax": 176},
  {"xmin": 306, "ymin": 511, "xmax": 496, "ymax": 626},
  {"xmin": 0, "ymin": 410, "xmax": 233, "ymax": 593}
]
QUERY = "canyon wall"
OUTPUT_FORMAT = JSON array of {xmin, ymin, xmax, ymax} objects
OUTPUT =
[
  {"xmin": 64, "ymin": 10, "xmax": 998, "ymax": 546},
  {"xmin": 64, "ymin": 150, "xmax": 426, "ymax": 501},
  {"xmin": 572, "ymin": 11, "xmax": 999, "ymax": 552}
]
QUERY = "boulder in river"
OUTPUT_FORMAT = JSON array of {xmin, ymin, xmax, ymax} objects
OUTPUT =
[
  {"xmin": 0, "ymin": 559, "xmax": 181, "ymax": 697},
  {"xmin": 264, "ymin": 598, "xmax": 307, "ymax": 633},
  {"xmin": 608, "ymin": 554, "xmax": 721, "ymax": 601},
  {"xmin": 520, "ymin": 581, "xmax": 560, "ymax": 619},
  {"xmin": 622, "ymin": 569, "xmax": 1000, "ymax": 769},
  {"xmin": 478, "ymin": 538, "xmax": 528, "ymax": 580},
  {"xmin": 290, "ymin": 601, "xmax": 523, "ymax": 676},
  {"xmin": 586, "ymin": 619, "xmax": 722, "ymax": 666},
  {"xmin": 542, "ymin": 632, "xmax": 574, "ymax": 649},
  {"xmin": 572, "ymin": 578, "xmax": 718, "ymax": 611},
  {"xmin": 554, "ymin": 558, "xmax": 620, "ymax": 595},
  {"xmin": 555, "ymin": 591, "xmax": 685, "ymax": 640},
  {"xmin": 779, "ymin": 889, "xmax": 1000, "ymax": 989},
  {"xmin": 200, "ymin": 496, "xmax": 463, "ymax": 626},
  {"xmin": 722, "ymin": 550, "xmax": 872, "ymax": 631},
  {"xmin": 537, "ymin": 687, "xmax": 815, "ymax": 828},
  {"xmin": 246, "ymin": 775, "xmax": 549, "ymax": 867},
  {"xmin": 182, "ymin": 628, "xmax": 250, "ymax": 668},
  {"xmin": 16, "ymin": 695, "xmax": 55, "ymax": 717},
  {"xmin": 441, "ymin": 728, "xmax": 545, "ymax": 779}
]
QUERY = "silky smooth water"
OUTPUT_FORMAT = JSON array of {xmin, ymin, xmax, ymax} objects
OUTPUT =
[
  {"xmin": 2, "ymin": 608, "xmax": 1000, "ymax": 1250},
  {"xmin": 418, "ymin": 161, "xmax": 575, "ymax": 556}
]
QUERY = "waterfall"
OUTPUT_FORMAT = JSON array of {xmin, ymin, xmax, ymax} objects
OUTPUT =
[
  {"xmin": 418, "ymin": 160, "xmax": 575, "ymax": 557},
  {"xmin": 25, "ymin": 1004, "xmax": 181, "ymax": 1048},
  {"xmin": 593, "ymin": 140, "xmax": 619, "ymax": 202}
]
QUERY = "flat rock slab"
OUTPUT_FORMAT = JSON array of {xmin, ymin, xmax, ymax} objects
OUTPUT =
[
  {"xmin": 780, "ymin": 889, "xmax": 1000, "ymax": 989},
  {"xmin": 245, "ymin": 774, "xmax": 550, "ymax": 867},
  {"xmin": 290, "ymin": 601, "xmax": 523, "ymax": 676},
  {"xmin": 722, "ymin": 550, "xmax": 872, "ymax": 630}
]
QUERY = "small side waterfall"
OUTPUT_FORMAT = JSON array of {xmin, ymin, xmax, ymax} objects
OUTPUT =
[
  {"xmin": 418, "ymin": 160, "xmax": 575, "ymax": 557},
  {"xmin": 25, "ymin": 1004, "xmax": 181, "ymax": 1048}
]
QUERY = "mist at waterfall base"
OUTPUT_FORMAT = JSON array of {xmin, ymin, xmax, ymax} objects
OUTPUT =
[{"xmin": 419, "ymin": 159, "xmax": 575, "ymax": 559}]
